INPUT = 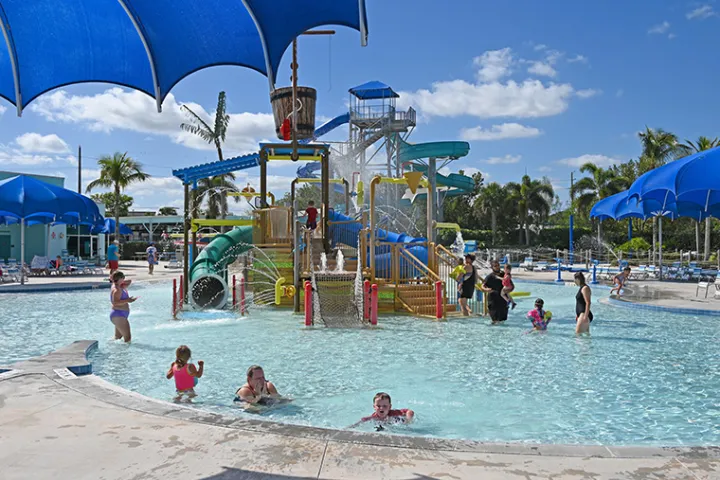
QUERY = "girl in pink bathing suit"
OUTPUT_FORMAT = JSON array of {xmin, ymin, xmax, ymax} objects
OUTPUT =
[
  {"xmin": 166, "ymin": 345, "xmax": 204, "ymax": 402},
  {"xmin": 501, "ymin": 263, "xmax": 517, "ymax": 310}
]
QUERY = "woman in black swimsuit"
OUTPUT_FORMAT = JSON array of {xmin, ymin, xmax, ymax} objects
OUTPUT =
[
  {"xmin": 574, "ymin": 272, "xmax": 592, "ymax": 334},
  {"xmin": 481, "ymin": 260, "xmax": 508, "ymax": 324},
  {"xmin": 458, "ymin": 254, "xmax": 477, "ymax": 316}
]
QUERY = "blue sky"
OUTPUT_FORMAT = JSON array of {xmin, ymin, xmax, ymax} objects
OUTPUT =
[{"xmin": 2, "ymin": 0, "xmax": 720, "ymax": 212}]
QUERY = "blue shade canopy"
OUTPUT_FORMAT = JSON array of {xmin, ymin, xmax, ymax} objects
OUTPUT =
[
  {"xmin": 0, "ymin": 175, "xmax": 102, "ymax": 223},
  {"xmin": 626, "ymin": 148, "xmax": 720, "ymax": 212},
  {"xmin": 349, "ymin": 81, "xmax": 399, "ymax": 100},
  {"xmin": 589, "ymin": 189, "xmax": 720, "ymax": 222},
  {"xmin": 91, "ymin": 218, "xmax": 132, "ymax": 235},
  {"xmin": 0, "ymin": 0, "xmax": 368, "ymax": 114},
  {"xmin": 590, "ymin": 191, "xmax": 646, "ymax": 221}
]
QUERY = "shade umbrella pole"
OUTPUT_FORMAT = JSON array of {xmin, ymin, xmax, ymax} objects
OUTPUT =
[
  {"xmin": 20, "ymin": 218, "xmax": 25, "ymax": 285},
  {"xmin": 658, "ymin": 215, "xmax": 663, "ymax": 281}
]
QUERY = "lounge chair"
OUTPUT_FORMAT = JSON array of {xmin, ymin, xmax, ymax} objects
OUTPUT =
[
  {"xmin": 519, "ymin": 257, "xmax": 535, "ymax": 271},
  {"xmin": 697, "ymin": 276, "xmax": 719, "ymax": 298}
]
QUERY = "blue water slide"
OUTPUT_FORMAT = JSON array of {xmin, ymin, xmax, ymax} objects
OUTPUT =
[
  {"xmin": 327, "ymin": 210, "xmax": 428, "ymax": 277},
  {"xmin": 296, "ymin": 113, "xmax": 352, "ymax": 194}
]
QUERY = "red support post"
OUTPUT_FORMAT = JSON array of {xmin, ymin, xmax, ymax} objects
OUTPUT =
[
  {"xmin": 363, "ymin": 280, "xmax": 371, "ymax": 321},
  {"xmin": 172, "ymin": 278, "xmax": 177, "ymax": 318},
  {"xmin": 370, "ymin": 284, "xmax": 379, "ymax": 326},
  {"xmin": 232, "ymin": 274, "xmax": 237, "ymax": 310},
  {"xmin": 240, "ymin": 277, "xmax": 246, "ymax": 315},
  {"xmin": 435, "ymin": 281, "xmax": 443, "ymax": 320},
  {"xmin": 304, "ymin": 281, "xmax": 313, "ymax": 326},
  {"xmin": 179, "ymin": 275, "xmax": 184, "ymax": 307}
]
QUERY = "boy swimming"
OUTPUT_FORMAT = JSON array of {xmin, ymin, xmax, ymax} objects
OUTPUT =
[{"xmin": 349, "ymin": 392, "xmax": 414, "ymax": 430}]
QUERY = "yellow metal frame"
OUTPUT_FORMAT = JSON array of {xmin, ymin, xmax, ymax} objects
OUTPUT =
[
  {"xmin": 190, "ymin": 218, "xmax": 254, "ymax": 233},
  {"xmin": 296, "ymin": 177, "xmax": 347, "ymax": 184},
  {"xmin": 228, "ymin": 191, "xmax": 275, "ymax": 205}
]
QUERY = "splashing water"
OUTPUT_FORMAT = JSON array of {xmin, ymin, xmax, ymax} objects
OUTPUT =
[
  {"xmin": 319, "ymin": 253, "xmax": 328, "ymax": 272},
  {"xmin": 336, "ymin": 250, "xmax": 345, "ymax": 272},
  {"xmin": 451, "ymin": 231, "xmax": 465, "ymax": 257}
]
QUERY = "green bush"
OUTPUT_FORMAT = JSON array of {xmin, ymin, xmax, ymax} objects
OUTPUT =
[
  {"xmin": 118, "ymin": 241, "xmax": 153, "ymax": 260},
  {"xmin": 617, "ymin": 237, "xmax": 651, "ymax": 253}
]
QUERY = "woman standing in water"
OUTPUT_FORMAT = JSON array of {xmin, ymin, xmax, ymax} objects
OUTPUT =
[
  {"xmin": 110, "ymin": 271, "xmax": 136, "ymax": 342},
  {"xmin": 574, "ymin": 272, "xmax": 592, "ymax": 334},
  {"xmin": 458, "ymin": 254, "xmax": 477, "ymax": 316},
  {"xmin": 481, "ymin": 260, "xmax": 509, "ymax": 324}
]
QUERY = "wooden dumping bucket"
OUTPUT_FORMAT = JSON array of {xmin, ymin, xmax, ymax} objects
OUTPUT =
[{"xmin": 270, "ymin": 86, "xmax": 317, "ymax": 140}]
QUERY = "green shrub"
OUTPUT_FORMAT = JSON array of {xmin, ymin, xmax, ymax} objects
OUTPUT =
[{"xmin": 617, "ymin": 238, "xmax": 651, "ymax": 253}]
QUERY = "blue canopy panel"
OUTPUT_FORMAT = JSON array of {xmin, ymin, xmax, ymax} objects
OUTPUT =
[
  {"xmin": 671, "ymin": 146, "xmax": 720, "ymax": 211},
  {"xmin": 91, "ymin": 218, "xmax": 132, "ymax": 235},
  {"xmin": 627, "ymin": 150, "xmax": 705, "ymax": 208},
  {"xmin": 172, "ymin": 152, "xmax": 260, "ymax": 185},
  {"xmin": 0, "ymin": 0, "xmax": 368, "ymax": 114},
  {"xmin": 349, "ymin": 81, "xmax": 399, "ymax": 100}
]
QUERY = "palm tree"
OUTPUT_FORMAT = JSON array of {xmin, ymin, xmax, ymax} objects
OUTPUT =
[
  {"xmin": 677, "ymin": 136, "xmax": 720, "ymax": 260},
  {"xmin": 571, "ymin": 163, "xmax": 630, "ymax": 215},
  {"xmin": 637, "ymin": 127, "xmax": 682, "ymax": 173},
  {"xmin": 506, "ymin": 175, "xmax": 555, "ymax": 245},
  {"xmin": 180, "ymin": 91, "xmax": 238, "ymax": 225},
  {"xmin": 474, "ymin": 183, "xmax": 506, "ymax": 245},
  {"xmin": 86, "ymin": 152, "xmax": 150, "ymax": 239},
  {"xmin": 195, "ymin": 176, "xmax": 240, "ymax": 219}
]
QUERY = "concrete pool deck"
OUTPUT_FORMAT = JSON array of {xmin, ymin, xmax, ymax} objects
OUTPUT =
[{"xmin": 1, "ymin": 342, "xmax": 718, "ymax": 479}]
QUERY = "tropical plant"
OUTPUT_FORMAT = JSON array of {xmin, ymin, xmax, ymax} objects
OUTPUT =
[
  {"xmin": 571, "ymin": 163, "xmax": 630, "ymax": 215},
  {"xmin": 637, "ymin": 127, "xmax": 682, "ymax": 173},
  {"xmin": 505, "ymin": 175, "xmax": 555, "ymax": 245},
  {"xmin": 617, "ymin": 237, "xmax": 651, "ymax": 253},
  {"xmin": 86, "ymin": 152, "xmax": 150, "ymax": 239},
  {"xmin": 194, "ymin": 176, "xmax": 240, "ymax": 219},
  {"xmin": 158, "ymin": 206, "xmax": 178, "ymax": 216},
  {"xmin": 474, "ymin": 182, "xmax": 506, "ymax": 245},
  {"xmin": 90, "ymin": 192, "xmax": 134, "ymax": 217},
  {"xmin": 180, "ymin": 91, "xmax": 238, "ymax": 225}
]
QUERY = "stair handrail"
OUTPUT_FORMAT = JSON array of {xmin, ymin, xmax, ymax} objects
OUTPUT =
[{"xmin": 398, "ymin": 246, "xmax": 442, "ymax": 284}]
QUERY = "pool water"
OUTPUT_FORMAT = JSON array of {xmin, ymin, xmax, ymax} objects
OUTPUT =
[{"xmin": 1, "ymin": 282, "xmax": 719, "ymax": 446}]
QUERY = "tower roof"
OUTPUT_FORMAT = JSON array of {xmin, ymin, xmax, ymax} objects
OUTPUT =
[{"xmin": 349, "ymin": 81, "xmax": 399, "ymax": 100}]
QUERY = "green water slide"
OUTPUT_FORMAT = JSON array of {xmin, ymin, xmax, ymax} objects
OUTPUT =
[{"xmin": 189, "ymin": 226, "xmax": 254, "ymax": 309}]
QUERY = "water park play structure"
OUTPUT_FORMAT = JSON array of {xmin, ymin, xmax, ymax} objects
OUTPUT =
[{"xmin": 172, "ymin": 81, "xmax": 484, "ymax": 322}]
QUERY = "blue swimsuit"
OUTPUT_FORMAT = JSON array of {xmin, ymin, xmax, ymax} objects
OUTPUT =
[{"xmin": 110, "ymin": 288, "xmax": 130, "ymax": 321}]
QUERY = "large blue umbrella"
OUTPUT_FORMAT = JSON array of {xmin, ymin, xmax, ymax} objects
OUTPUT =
[
  {"xmin": 0, "ymin": 0, "xmax": 368, "ymax": 115},
  {"xmin": 91, "ymin": 218, "xmax": 132, "ymax": 235},
  {"xmin": 0, "ymin": 175, "xmax": 102, "ymax": 283}
]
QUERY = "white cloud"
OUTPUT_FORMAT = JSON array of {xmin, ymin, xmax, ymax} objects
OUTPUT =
[
  {"xmin": 0, "ymin": 104, "xmax": 6, "ymax": 116},
  {"xmin": 29, "ymin": 88, "xmax": 276, "ymax": 155},
  {"xmin": 533, "ymin": 44, "xmax": 548, "ymax": 51},
  {"xmin": 15, "ymin": 132, "xmax": 70, "ymax": 154},
  {"xmin": 687, "ymin": 5, "xmax": 716, "ymax": 19},
  {"xmin": 528, "ymin": 61, "xmax": 557, "ymax": 77},
  {"xmin": 648, "ymin": 21, "xmax": 671, "ymax": 34},
  {"xmin": 484, "ymin": 154, "xmax": 521, "ymax": 165},
  {"xmin": 576, "ymin": 89, "xmax": 601, "ymax": 99},
  {"xmin": 462, "ymin": 167, "xmax": 483, "ymax": 177},
  {"xmin": 400, "ymin": 79, "xmax": 576, "ymax": 119},
  {"xmin": 0, "ymin": 150, "xmax": 54, "ymax": 166},
  {"xmin": 668, "ymin": 33, "xmax": 677, "ymax": 40},
  {"xmin": 556, "ymin": 154, "xmax": 620, "ymax": 168},
  {"xmin": 567, "ymin": 54, "xmax": 588, "ymax": 64},
  {"xmin": 460, "ymin": 123, "xmax": 542, "ymax": 141},
  {"xmin": 473, "ymin": 48, "xmax": 513, "ymax": 83}
]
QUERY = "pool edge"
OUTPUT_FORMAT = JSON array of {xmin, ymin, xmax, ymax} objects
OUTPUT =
[{"xmin": 5, "ymin": 341, "xmax": 719, "ymax": 460}]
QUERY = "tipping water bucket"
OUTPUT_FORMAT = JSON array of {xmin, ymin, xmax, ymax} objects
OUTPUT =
[{"xmin": 270, "ymin": 86, "xmax": 317, "ymax": 140}]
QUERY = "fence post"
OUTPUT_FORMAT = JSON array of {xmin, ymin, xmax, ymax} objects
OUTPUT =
[
  {"xmin": 232, "ymin": 274, "xmax": 237, "ymax": 310},
  {"xmin": 363, "ymin": 280, "xmax": 371, "ymax": 321},
  {"xmin": 555, "ymin": 249, "xmax": 563, "ymax": 283},
  {"xmin": 370, "ymin": 284, "xmax": 378, "ymax": 326},
  {"xmin": 591, "ymin": 263, "xmax": 598, "ymax": 284},
  {"xmin": 178, "ymin": 275, "xmax": 184, "ymax": 313},
  {"xmin": 172, "ymin": 278, "xmax": 177, "ymax": 319},
  {"xmin": 304, "ymin": 280, "xmax": 312, "ymax": 326},
  {"xmin": 240, "ymin": 277, "xmax": 246, "ymax": 315},
  {"xmin": 435, "ymin": 281, "xmax": 443, "ymax": 320}
]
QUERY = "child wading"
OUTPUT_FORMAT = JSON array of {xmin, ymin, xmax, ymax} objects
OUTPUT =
[
  {"xmin": 349, "ymin": 392, "xmax": 414, "ymax": 431},
  {"xmin": 167, "ymin": 345, "xmax": 204, "ymax": 402}
]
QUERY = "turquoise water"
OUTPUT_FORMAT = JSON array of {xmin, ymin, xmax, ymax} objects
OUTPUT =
[{"xmin": 1, "ymin": 282, "xmax": 719, "ymax": 446}]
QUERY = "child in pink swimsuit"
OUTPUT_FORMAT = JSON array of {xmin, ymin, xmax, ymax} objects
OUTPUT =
[
  {"xmin": 166, "ymin": 345, "xmax": 204, "ymax": 402},
  {"xmin": 501, "ymin": 263, "xmax": 517, "ymax": 310}
]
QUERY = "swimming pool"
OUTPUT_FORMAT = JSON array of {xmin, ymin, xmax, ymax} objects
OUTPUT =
[{"xmin": 2, "ymin": 282, "xmax": 718, "ymax": 446}]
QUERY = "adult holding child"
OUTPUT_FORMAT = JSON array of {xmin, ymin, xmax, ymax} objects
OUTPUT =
[
  {"xmin": 480, "ymin": 260, "xmax": 509, "ymax": 324},
  {"xmin": 458, "ymin": 254, "xmax": 477, "ymax": 316}
]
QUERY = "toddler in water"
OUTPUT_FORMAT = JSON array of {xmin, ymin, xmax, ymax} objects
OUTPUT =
[
  {"xmin": 501, "ymin": 263, "xmax": 517, "ymax": 309},
  {"xmin": 451, "ymin": 257, "xmax": 466, "ymax": 297},
  {"xmin": 527, "ymin": 298, "xmax": 552, "ymax": 331},
  {"xmin": 351, "ymin": 392, "xmax": 414, "ymax": 430},
  {"xmin": 166, "ymin": 345, "xmax": 204, "ymax": 402}
]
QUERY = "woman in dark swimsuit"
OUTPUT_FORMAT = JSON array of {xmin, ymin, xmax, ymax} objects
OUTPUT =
[
  {"xmin": 458, "ymin": 254, "xmax": 477, "ymax": 316},
  {"xmin": 481, "ymin": 260, "xmax": 509, "ymax": 324},
  {"xmin": 574, "ymin": 272, "xmax": 592, "ymax": 334}
]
